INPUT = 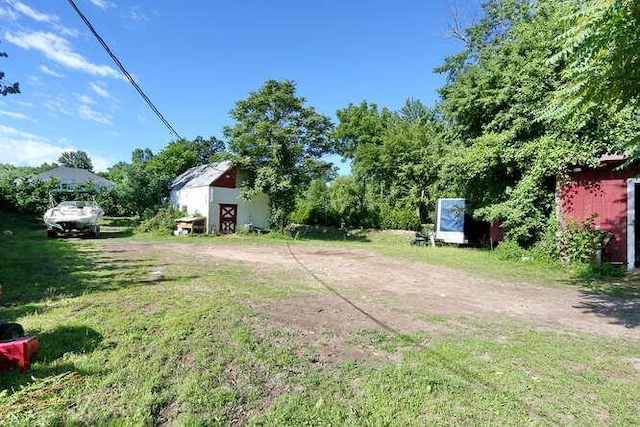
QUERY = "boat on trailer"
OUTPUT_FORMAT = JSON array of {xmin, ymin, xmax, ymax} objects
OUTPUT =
[{"xmin": 43, "ymin": 190, "xmax": 104, "ymax": 238}]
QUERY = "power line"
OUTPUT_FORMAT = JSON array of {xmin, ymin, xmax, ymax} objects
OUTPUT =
[{"xmin": 66, "ymin": 0, "xmax": 183, "ymax": 140}]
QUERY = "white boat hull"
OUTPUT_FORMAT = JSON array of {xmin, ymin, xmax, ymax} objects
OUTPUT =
[{"xmin": 43, "ymin": 201, "xmax": 103, "ymax": 234}]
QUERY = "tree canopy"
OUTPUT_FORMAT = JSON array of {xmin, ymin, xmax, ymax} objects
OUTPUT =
[
  {"xmin": 224, "ymin": 79, "xmax": 335, "ymax": 229},
  {"xmin": 546, "ymin": 0, "xmax": 640, "ymax": 158},
  {"xmin": 0, "ymin": 48, "xmax": 20, "ymax": 97},
  {"xmin": 431, "ymin": 0, "xmax": 636, "ymax": 243},
  {"xmin": 58, "ymin": 150, "xmax": 94, "ymax": 171}
]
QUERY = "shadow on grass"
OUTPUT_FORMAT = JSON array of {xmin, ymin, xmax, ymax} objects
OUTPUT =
[
  {"xmin": 98, "ymin": 226, "xmax": 135, "ymax": 239},
  {"xmin": 0, "ymin": 211, "xmax": 163, "ymax": 321},
  {"xmin": 573, "ymin": 290, "xmax": 640, "ymax": 328},
  {"xmin": 570, "ymin": 271, "xmax": 640, "ymax": 328},
  {"xmin": 35, "ymin": 325, "xmax": 103, "ymax": 362},
  {"xmin": 0, "ymin": 325, "xmax": 104, "ymax": 391},
  {"xmin": 286, "ymin": 225, "xmax": 370, "ymax": 242}
]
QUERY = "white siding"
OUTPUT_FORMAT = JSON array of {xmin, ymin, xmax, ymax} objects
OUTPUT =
[
  {"xmin": 209, "ymin": 187, "xmax": 269, "ymax": 233},
  {"xmin": 169, "ymin": 187, "xmax": 210, "ymax": 229}
]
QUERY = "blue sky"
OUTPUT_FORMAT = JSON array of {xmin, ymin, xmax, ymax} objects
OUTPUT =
[{"xmin": 0, "ymin": 0, "xmax": 479, "ymax": 172}]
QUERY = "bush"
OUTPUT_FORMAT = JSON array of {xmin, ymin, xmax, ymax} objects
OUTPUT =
[
  {"xmin": 572, "ymin": 262, "xmax": 626, "ymax": 280},
  {"xmin": 136, "ymin": 206, "xmax": 185, "ymax": 235},
  {"xmin": 379, "ymin": 204, "xmax": 421, "ymax": 231},
  {"xmin": 494, "ymin": 239, "xmax": 527, "ymax": 261},
  {"xmin": 558, "ymin": 215, "xmax": 608, "ymax": 265}
]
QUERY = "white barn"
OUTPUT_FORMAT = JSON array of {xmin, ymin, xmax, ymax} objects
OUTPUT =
[{"xmin": 169, "ymin": 160, "xmax": 269, "ymax": 234}]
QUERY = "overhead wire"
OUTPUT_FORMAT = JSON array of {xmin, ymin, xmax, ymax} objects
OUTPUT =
[{"xmin": 66, "ymin": 0, "xmax": 183, "ymax": 140}]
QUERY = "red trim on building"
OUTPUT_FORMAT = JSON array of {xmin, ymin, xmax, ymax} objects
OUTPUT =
[{"xmin": 212, "ymin": 167, "xmax": 237, "ymax": 188}]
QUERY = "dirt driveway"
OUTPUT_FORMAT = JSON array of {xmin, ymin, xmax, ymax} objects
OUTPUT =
[{"xmin": 95, "ymin": 237, "xmax": 639, "ymax": 343}]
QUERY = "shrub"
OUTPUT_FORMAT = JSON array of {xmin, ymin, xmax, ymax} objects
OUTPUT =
[
  {"xmin": 558, "ymin": 215, "xmax": 608, "ymax": 265},
  {"xmin": 494, "ymin": 238, "xmax": 527, "ymax": 261},
  {"xmin": 379, "ymin": 204, "xmax": 421, "ymax": 231},
  {"xmin": 136, "ymin": 206, "xmax": 185, "ymax": 235}
]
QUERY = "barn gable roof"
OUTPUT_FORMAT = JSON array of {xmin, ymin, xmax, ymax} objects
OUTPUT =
[
  {"xmin": 29, "ymin": 166, "xmax": 114, "ymax": 189},
  {"xmin": 170, "ymin": 160, "xmax": 233, "ymax": 191}
]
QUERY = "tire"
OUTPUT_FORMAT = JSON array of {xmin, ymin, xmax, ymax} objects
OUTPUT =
[
  {"xmin": 0, "ymin": 323, "xmax": 25, "ymax": 341},
  {"xmin": 47, "ymin": 229, "xmax": 57, "ymax": 238},
  {"xmin": 89, "ymin": 225, "xmax": 100, "ymax": 238}
]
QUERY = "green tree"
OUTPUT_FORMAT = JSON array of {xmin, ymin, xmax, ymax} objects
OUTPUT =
[
  {"xmin": 327, "ymin": 176, "xmax": 371, "ymax": 228},
  {"xmin": 107, "ymin": 154, "xmax": 168, "ymax": 218},
  {"xmin": 546, "ymin": 0, "xmax": 640, "ymax": 158},
  {"xmin": 0, "ymin": 49, "xmax": 20, "ymax": 96},
  {"xmin": 333, "ymin": 101, "xmax": 391, "ymax": 160},
  {"xmin": 147, "ymin": 136, "xmax": 228, "ymax": 180},
  {"xmin": 333, "ymin": 99, "xmax": 444, "ymax": 229},
  {"xmin": 58, "ymin": 150, "xmax": 94, "ymax": 171},
  {"xmin": 192, "ymin": 135, "xmax": 227, "ymax": 164},
  {"xmin": 550, "ymin": 0, "xmax": 639, "ymax": 114},
  {"xmin": 434, "ymin": 0, "xmax": 635, "ymax": 243},
  {"xmin": 224, "ymin": 79, "xmax": 335, "ymax": 230},
  {"xmin": 291, "ymin": 178, "xmax": 332, "ymax": 225}
]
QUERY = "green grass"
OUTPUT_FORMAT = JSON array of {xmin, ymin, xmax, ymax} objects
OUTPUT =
[{"xmin": 1, "ymin": 212, "xmax": 638, "ymax": 425}]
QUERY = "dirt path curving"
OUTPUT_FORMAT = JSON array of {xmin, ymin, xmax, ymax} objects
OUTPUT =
[{"xmin": 95, "ymin": 238, "xmax": 640, "ymax": 341}]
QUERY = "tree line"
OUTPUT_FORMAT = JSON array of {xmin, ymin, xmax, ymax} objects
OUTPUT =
[{"xmin": 1, "ymin": 0, "xmax": 638, "ymax": 248}]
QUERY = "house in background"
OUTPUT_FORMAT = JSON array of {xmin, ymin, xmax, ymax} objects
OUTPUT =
[
  {"xmin": 169, "ymin": 160, "xmax": 269, "ymax": 234},
  {"xmin": 558, "ymin": 155, "xmax": 640, "ymax": 269},
  {"xmin": 29, "ymin": 166, "xmax": 114, "ymax": 191}
]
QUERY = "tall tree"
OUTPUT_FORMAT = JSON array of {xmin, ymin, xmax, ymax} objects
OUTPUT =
[
  {"xmin": 546, "ymin": 0, "xmax": 640, "ymax": 158},
  {"xmin": 333, "ymin": 99, "xmax": 444, "ymax": 228},
  {"xmin": 58, "ymin": 150, "xmax": 94, "ymax": 171},
  {"xmin": 192, "ymin": 135, "xmax": 226, "ymax": 164},
  {"xmin": 434, "ymin": 0, "xmax": 635, "ymax": 243},
  {"xmin": 550, "ymin": 0, "xmax": 639, "ymax": 114},
  {"xmin": 0, "ymin": 48, "xmax": 20, "ymax": 97},
  {"xmin": 224, "ymin": 79, "xmax": 335, "ymax": 229},
  {"xmin": 333, "ymin": 101, "xmax": 390, "ymax": 160}
]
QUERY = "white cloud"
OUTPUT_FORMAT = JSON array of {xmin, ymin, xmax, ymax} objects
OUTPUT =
[
  {"xmin": 89, "ymin": 82, "xmax": 111, "ymax": 98},
  {"xmin": 129, "ymin": 7, "xmax": 148, "ymax": 22},
  {"xmin": 78, "ymin": 104, "xmax": 112, "ymax": 124},
  {"xmin": 89, "ymin": 0, "xmax": 116, "ymax": 10},
  {"xmin": 0, "ymin": 6, "xmax": 19, "ymax": 21},
  {"xmin": 90, "ymin": 155, "xmax": 113, "ymax": 172},
  {"xmin": 53, "ymin": 24, "xmax": 80, "ymax": 38},
  {"xmin": 40, "ymin": 65, "xmax": 64, "ymax": 77},
  {"xmin": 9, "ymin": 1, "xmax": 58, "ymax": 23},
  {"xmin": 0, "ymin": 124, "xmax": 73, "ymax": 166},
  {"xmin": 74, "ymin": 93, "xmax": 95, "ymax": 105},
  {"xmin": 4, "ymin": 31, "xmax": 122, "ymax": 79},
  {"xmin": 0, "ymin": 125, "xmax": 113, "ymax": 171},
  {"xmin": 0, "ymin": 109, "xmax": 35, "ymax": 121},
  {"xmin": 42, "ymin": 95, "xmax": 73, "ymax": 116},
  {"xmin": 16, "ymin": 100, "xmax": 34, "ymax": 108}
]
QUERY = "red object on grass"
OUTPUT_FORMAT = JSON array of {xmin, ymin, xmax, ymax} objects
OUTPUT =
[{"xmin": 0, "ymin": 335, "xmax": 39, "ymax": 371}]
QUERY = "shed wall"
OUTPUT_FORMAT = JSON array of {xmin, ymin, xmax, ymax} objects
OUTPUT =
[
  {"xmin": 559, "ymin": 164, "xmax": 640, "ymax": 264},
  {"xmin": 169, "ymin": 187, "xmax": 210, "ymax": 229},
  {"xmin": 209, "ymin": 187, "xmax": 269, "ymax": 234}
]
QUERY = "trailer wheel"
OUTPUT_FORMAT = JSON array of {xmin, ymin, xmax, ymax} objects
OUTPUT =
[
  {"xmin": 46, "ymin": 229, "xmax": 57, "ymax": 239},
  {"xmin": 0, "ymin": 323, "xmax": 25, "ymax": 341}
]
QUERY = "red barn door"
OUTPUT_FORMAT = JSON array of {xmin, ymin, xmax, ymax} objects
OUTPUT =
[{"xmin": 219, "ymin": 204, "xmax": 237, "ymax": 233}]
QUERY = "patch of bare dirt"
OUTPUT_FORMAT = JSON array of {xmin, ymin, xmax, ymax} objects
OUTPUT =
[{"xmin": 94, "ymin": 239, "xmax": 640, "ymax": 341}]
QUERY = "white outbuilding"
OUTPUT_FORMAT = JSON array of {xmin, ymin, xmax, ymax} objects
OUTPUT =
[{"xmin": 169, "ymin": 160, "xmax": 269, "ymax": 234}]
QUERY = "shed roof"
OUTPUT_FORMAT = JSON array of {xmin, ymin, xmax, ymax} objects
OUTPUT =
[
  {"xmin": 170, "ymin": 160, "xmax": 233, "ymax": 191},
  {"xmin": 30, "ymin": 166, "xmax": 114, "ymax": 189}
]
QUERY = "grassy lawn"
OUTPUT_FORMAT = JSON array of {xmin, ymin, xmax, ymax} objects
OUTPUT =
[{"xmin": 0, "ymin": 213, "xmax": 638, "ymax": 425}]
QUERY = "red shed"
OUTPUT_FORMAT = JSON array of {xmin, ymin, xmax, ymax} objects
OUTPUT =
[{"xmin": 558, "ymin": 156, "xmax": 640, "ymax": 269}]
